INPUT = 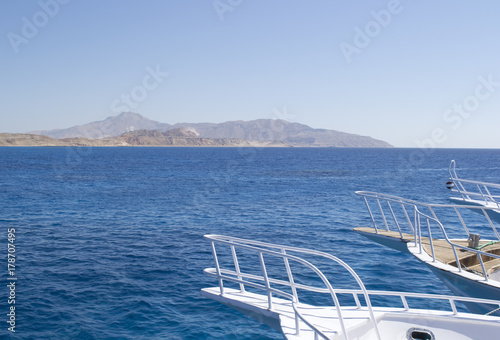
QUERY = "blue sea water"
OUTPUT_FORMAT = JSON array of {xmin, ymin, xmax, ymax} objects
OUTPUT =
[{"xmin": 1, "ymin": 147, "xmax": 500, "ymax": 339}]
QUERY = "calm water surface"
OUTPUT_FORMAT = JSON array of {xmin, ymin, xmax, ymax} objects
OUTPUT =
[{"xmin": 1, "ymin": 147, "xmax": 499, "ymax": 339}]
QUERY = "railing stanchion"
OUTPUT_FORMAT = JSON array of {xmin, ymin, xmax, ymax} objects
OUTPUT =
[
  {"xmin": 450, "ymin": 299, "xmax": 458, "ymax": 315},
  {"xmin": 282, "ymin": 249, "xmax": 298, "ymax": 303},
  {"xmin": 295, "ymin": 312, "xmax": 300, "ymax": 336},
  {"xmin": 478, "ymin": 184, "xmax": 487, "ymax": 203},
  {"xmin": 401, "ymin": 296, "xmax": 409, "ymax": 311},
  {"xmin": 413, "ymin": 206, "xmax": 418, "ymax": 246},
  {"xmin": 258, "ymin": 251, "xmax": 273, "ymax": 310},
  {"xmin": 377, "ymin": 198, "xmax": 390, "ymax": 231},
  {"xmin": 230, "ymin": 244, "xmax": 245, "ymax": 292},
  {"xmin": 454, "ymin": 207, "xmax": 470, "ymax": 236},
  {"xmin": 363, "ymin": 197, "xmax": 378, "ymax": 233},
  {"xmin": 482, "ymin": 209, "xmax": 500, "ymax": 240},
  {"xmin": 416, "ymin": 209, "xmax": 423, "ymax": 253},
  {"xmin": 353, "ymin": 293, "xmax": 361, "ymax": 309},
  {"xmin": 426, "ymin": 218, "xmax": 436, "ymax": 262},
  {"xmin": 387, "ymin": 201, "xmax": 403, "ymax": 238},
  {"xmin": 402, "ymin": 204, "xmax": 414, "ymax": 234},
  {"xmin": 210, "ymin": 241, "xmax": 224, "ymax": 295}
]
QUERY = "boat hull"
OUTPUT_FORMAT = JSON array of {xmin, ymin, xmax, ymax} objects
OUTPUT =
[
  {"xmin": 355, "ymin": 227, "xmax": 500, "ymax": 314},
  {"xmin": 202, "ymin": 287, "xmax": 500, "ymax": 339},
  {"xmin": 353, "ymin": 228, "xmax": 411, "ymax": 254},
  {"xmin": 201, "ymin": 287, "xmax": 282, "ymax": 332},
  {"xmin": 425, "ymin": 264, "xmax": 500, "ymax": 315},
  {"xmin": 449, "ymin": 197, "xmax": 500, "ymax": 223}
]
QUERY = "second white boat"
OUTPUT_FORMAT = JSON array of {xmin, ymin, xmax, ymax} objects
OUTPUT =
[{"xmin": 355, "ymin": 190, "xmax": 500, "ymax": 315}]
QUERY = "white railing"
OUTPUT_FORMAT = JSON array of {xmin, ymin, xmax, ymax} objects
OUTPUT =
[
  {"xmin": 449, "ymin": 160, "xmax": 500, "ymax": 209},
  {"xmin": 203, "ymin": 235, "xmax": 500, "ymax": 340},
  {"xmin": 205, "ymin": 234, "xmax": 379, "ymax": 340},
  {"xmin": 356, "ymin": 191, "xmax": 500, "ymax": 281}
]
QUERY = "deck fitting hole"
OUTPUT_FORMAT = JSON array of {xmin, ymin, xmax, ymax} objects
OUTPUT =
[{"xmin": 407, "ymin": 328, "xmax": 434, "ymax": 340}]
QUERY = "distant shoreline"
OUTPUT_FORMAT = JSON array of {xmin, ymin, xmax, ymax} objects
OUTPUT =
[
  {"xmin": 0, "ymin": 144, "xmax": 292, "ymax": 148},
  {"xmin": 0, "ymin": 132, "xmax": 284, "ymax": 147},
  {"xmin": 0, "ymin": 132, "xmax": 392, "ymax": 148}
]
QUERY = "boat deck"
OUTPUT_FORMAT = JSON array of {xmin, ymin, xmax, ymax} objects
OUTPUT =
[
  {"xmin": 354, "ymin": 227, "xmax": 500, "ymax": 276},
  {"xmin": 201, "ymin": 286, "xmax": 500, "ymax": 339},
  {"xmin": 201, "ymin": 287, "xmax": 376, "ymax": 339},
  {"xmin": 202, "ymin": 234, "xmax": 500, "ymax": 339}
]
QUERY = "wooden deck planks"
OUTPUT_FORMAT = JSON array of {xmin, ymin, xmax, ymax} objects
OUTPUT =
[{"xmin": 354, "ymin": 227, "xmax": 500, "ymax": 277}]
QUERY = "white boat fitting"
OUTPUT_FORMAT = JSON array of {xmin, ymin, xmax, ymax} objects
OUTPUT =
[
  {"xmin": 355, "ymin": 191, "xmax": 500, "ymax": 314},
  {"xmin": 447, "ymin": 160, "xmax": 500, "ymax": 221},
  {"xmin": 201, "ymin": 234, "xmax": 500, "ymax": 340}
]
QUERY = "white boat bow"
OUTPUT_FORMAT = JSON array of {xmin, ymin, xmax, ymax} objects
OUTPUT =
[
  {"xmin": 355, "ymin": 190, "xmax": 500, "ymax": 314},
  {"xmin": 447, "ymin": 160, "xmax": 500, "ymax": 221},
  {"xmin": 201, "ymin": 234, "xmax": 500, "ymax": 339}
]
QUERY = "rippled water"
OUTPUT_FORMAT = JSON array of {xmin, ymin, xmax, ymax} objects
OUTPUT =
[{"xmin": 1, "ymin": 147, "xmax": 499, "ymax": 339}]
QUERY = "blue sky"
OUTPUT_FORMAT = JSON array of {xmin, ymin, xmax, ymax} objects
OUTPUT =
[{"xmin": 2, "ymin": 0, "xmax": 500, "ymax": 147}]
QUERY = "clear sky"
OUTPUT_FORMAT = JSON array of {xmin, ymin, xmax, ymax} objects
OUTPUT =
[{"xmin": 2, "ymin": 0, "xmax": 500, "ymax": 147}]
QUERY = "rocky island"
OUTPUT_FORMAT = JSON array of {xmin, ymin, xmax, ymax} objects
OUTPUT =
[{"xmin": 2, "ymin": 112, "xmax": 392, "ymax": 147}]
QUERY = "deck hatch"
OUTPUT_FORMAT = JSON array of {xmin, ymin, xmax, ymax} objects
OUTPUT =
[{"xmin": 407, "ymin": 327, "xmax": 434, "ymax": 340}]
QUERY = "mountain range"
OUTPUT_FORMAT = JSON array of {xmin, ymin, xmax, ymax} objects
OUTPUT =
[{"xmin": 28, "ymin": 112, "xmax": 391, "ymax": 147}]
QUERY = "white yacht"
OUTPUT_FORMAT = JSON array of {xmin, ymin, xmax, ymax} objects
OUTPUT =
[
  {"xmin": 201, "ymin": 234, "xmax": 500, "ymax": 339},
  {"xmin": 355, "ymin": 190, "xmax": 500, "ymax": 315},
  {"xmin": 447, "ymin": 160, "xmax": 500, "ymax": 221}
]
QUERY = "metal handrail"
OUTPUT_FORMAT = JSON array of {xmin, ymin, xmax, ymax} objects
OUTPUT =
[
  {"xmin": 204, "ymin": 234, "xmax": 381, "ymax": 340},
  {"xmin": 356, "ymin": 191, "xmax": 500, "ymax": 281},
  {"xmin": 356, "ymin": 190, "xmax": 500, "ymax": 233},
  {"xmin": 449, "ymin": 160, "xmax": 500, "ymax": 208},
  {"xmin": 203, "ymin": 234, "xmax": 500, "ymax": 339},
  {"xmin": 204, "ymin": 267, "xmax": 500, "ymax": 315}
]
